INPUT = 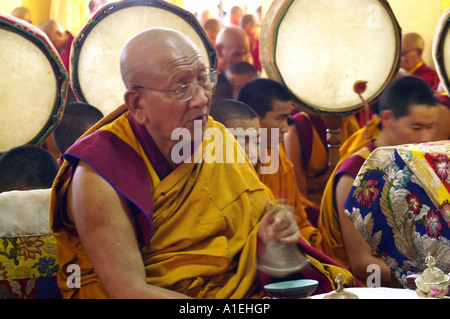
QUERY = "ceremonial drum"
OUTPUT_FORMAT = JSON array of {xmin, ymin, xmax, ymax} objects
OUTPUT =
[
  {"xmin": 71, "ymin": 0, "xmax": 217, "ymax": 116},
  {"xmin": 344, "ymin": 141, "xmax": 450, "ymax": 286},
  {"xmin": 260, "ymin": 0, "xmax": 401, "ymax": 116},
  {"xmin": 0, "ymin": 13, "xmax": 68, "ymax": 154},
  {"xmin": 433, "ymin": 7, "xmax": 450, "ymax": 95}
]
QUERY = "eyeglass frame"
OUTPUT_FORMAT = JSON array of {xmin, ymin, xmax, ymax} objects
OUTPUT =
[{"xmin": 131, "ymin": 68, "xmax": 219, "ymax": 102}]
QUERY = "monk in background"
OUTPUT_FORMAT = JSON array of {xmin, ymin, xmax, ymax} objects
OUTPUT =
[
  {"xmin": 39, "ymin": 19, "xmax": 74, "ymax": 72},
  {"xmin": 401, "ymin": 32, "xmax": 440, "ymax": 91},
  {"xmin": 236, "ymin": 78, "xmax": 322, "ymax": 248},
  {"xmin": 215, "ymin": 26, "xmax": 252, "ymax": 73},
  {"xmin": 10, "ymin": 6, "xmax": 32, "ymax": 24}
]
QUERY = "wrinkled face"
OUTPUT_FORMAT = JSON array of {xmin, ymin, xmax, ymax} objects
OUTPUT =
[
  {"xmin": 133, "ymin": 46, "xmax": 212, "ymax": 149},
  {"xmin": 226, "ymin": 117, "xmax": 260, "ymax": 165},
  {"xmin": 259, "ymin": 99, "xmax": 291, "ymax": 149},
  {"xmin": 401, "ymin": 40, "xmax": 421, "ymax": 71},
  {"xmin": 386, "ymin": 104, "xmax": 438, "ymax": 145}
]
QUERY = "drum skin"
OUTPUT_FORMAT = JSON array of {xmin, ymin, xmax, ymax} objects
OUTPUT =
[
  {"xmin": 0, "ymin": 13, "xmax": 68, "ymax": 154},
  {"xmin": 260, "ymin": 0, "xmax": 401, "ymax": 116},
  {"xmin": 70, "ymin": 0, "xmax": 217, "ymax": 116}
]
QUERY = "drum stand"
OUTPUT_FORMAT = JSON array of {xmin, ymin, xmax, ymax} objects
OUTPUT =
[{"xmin": 324, "ymin": 116, "xmax": 341, "ymax": 169}]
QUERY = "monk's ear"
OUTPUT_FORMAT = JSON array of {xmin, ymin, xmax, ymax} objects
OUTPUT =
[
  {"xmin": 379, "ymin": 109, "xmax": 395, "ymax": 128},
  {"xmin": 124, "ymin": 88, "xmax": 147, "ymax": 125}
]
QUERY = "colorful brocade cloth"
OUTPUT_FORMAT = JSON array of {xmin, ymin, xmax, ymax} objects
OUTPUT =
[
  {"xmin": 344, "ymin": 140, "xmax": 450, "ymax": 286},
  {"xmin": 0, "ymin": 189, "xmax": 61, "ymax": 299}
]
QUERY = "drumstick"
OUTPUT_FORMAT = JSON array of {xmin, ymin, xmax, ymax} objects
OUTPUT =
[{"xmin": 354, "ymin": 81, "xmax": 369, "ymax": 140}]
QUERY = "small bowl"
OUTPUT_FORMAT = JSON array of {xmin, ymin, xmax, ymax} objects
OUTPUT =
[
  {"xmin": 264, "ymin": 279, "xmax": 319, "ymax": 299},
  {"xmin": 415, "ymin": 274, "xmax": 450, "ymax": 298}
]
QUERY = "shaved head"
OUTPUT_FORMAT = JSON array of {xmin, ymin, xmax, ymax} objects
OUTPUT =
[
  {"xmin": 38, "ymin": 19, "xmax": 65, "ymax": 51},
  {"xmin": 119, "ymin": 27, "xmax": 211, "ymax": 164},
  {"xmin": 39, "ymin": 19, "xmax": 61, "ymax": 35},
  {"xmin": 215, "ymin": 26, "xmax": 251, "ymax": 72},
  {"xmin": 403, "ymin": 32, "xmax": 424, "ymax": 52},
  {"xmin": 401, "ymin": 32, "xmax": 425, "ymax": 71},
  {"xmin": 11, "ymin": 7, "xmax": 32, "ymax": 24},
  {"xmin": 120, "ymin": 27, "xmax": 201, "ymax": 88}
]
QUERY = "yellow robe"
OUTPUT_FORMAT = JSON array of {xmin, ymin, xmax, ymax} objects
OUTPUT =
[
  {"xmin": 50, "ymin": 105, "xmax": 357, "ymax": 298},
  {"xmin": 318, "ymin": 118, "xmax": 381, "ymax": 270},
  {"xmin": 289, "ymin": 113, "xmax": 360, "ymax": 208},
  {"xmin": 256, "ymin": 145, "xmax": 322, "ymax": 248}
]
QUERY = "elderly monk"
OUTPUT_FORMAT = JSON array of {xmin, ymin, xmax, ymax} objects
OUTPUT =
[
  {"xmin": 318, "ymin": 76, "xmax": 439, "ymax": 287},
  {"xmin": 215, "ymin": 26, "xmax": 252, "ymax": 73},
  {"xmin": 401, "ymin": 32, "xmax": 440, "ymax": 91},
  {"xmin": 50, "ymin": 28, "xmax": 356, "ymax": 299}
]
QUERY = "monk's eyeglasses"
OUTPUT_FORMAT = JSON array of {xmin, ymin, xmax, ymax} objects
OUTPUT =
[{"xmin": 132, "ymin": 68, "xmax": 219, "ymax": 102}]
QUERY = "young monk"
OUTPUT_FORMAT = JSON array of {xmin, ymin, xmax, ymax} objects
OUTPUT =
[
  {"xmin": 236, "ymin": 79, "xmax": 322, "ymax": 248},
  {"xmin": 210, "ymin": 98, "xmax": 359, "ymax": 290},
  {"xmin": 318, "ymin": 76, "xmax": 439, "ymax": 286}
]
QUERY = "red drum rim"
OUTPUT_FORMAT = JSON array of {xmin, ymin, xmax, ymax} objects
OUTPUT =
[
  {"xmin": 260, "ymin": 0, "xmax": 401, "ymax": 116},
  {"xmin": 433, "ymin": 8, "xmax": 450, "ymax": 96},
  {"xmin": 70, "ymin": 0, "xmax": 217, "ymax": 110},
  {"xmin": 0, "ymin": 13, "xmax": 68, "ymax": 153}
]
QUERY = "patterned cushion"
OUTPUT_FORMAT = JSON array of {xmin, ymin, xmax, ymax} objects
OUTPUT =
[
  {"xmin": 0, "ymin": 235, "xmax": 61, "ymax": 299},
  {"xmin": 0, "ymin": 189, "xmax": 61, "ymax": 299},
  {"xmin": 344, "ymin": 140, "xmax": 450, "ymax": 287}
]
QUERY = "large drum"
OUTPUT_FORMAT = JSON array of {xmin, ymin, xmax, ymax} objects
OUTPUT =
[
  {"xmin": 433, "ymin": 7, "xmax": 450, "ymax": 95},
  {"xmin": 260, "ymin": 0, "xmax": 401, "ymax": 116},
  {"xmin": 71, "ymin": 0, "xmax": 217, "ymax": 116},
  {"xmin": 0, "ymin": 13, "xmax": 68, "ymax": 154}
]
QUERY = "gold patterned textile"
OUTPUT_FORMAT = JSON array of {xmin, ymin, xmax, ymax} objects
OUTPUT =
[{"xmin": 344, "ymin": 140, "xmax": 450, "ymax": 286}]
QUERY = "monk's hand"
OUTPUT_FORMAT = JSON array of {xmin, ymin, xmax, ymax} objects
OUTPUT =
[{"xmin": 258, "ymin": 206, "xmax": 301, "ymax": 245}]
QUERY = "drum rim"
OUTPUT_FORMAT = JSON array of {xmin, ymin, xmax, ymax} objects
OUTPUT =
[
  {"xmin": 70, "ymin": 0, "xmax": 217, "ymax": 105},
  {"xmin": 434, "ymin": 10, "xmax": 450, "ymax": 96},
  {"xmin": 0, "ymin": 15, "xmax": 68, "ymax": 152},
  {"xmin": 261, "ymin": 0, "xmax": 402, "ymax": 116}
]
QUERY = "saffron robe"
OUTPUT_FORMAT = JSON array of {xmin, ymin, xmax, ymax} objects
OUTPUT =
[
  {"xmin": 50, "ymin": 105, "xmax": 358, "ymax": 298},
  {"xmin": 256, "ymin": 145, "xmax": 322, "ymax": 248},
  {"xmin": 318, "ymin": 142, "xmax": 376, "ymax": 272},
  {"xmin": 288, "ymin": 112, "xmax": 360, "ymax": 208},
  {"xmin": 317, "ymin": 118, "xmax": 381, "ymax": 272},
  {"xmin": 339, "ymin": 118, "xmax": 381, "ymax": 159}
]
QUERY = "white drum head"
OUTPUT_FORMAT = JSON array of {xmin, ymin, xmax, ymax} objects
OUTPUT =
[
  {"xmin": 261, "ymin": 0, "xmax": 401, "ymax": 115},
  {"xmin": 0, "ymin": 14, "xmax": 68, "ymax": 154},
  {"xmin": 71, "ymin": 0, "xmax": 216, "ymax": 116}
]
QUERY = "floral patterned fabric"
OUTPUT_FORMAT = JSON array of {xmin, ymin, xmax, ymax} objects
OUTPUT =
[
  {"xmin": 344, "ymin": 140, "xmax": 450, "ymax": 287},
  {"xmin": 0, "ymin": 235, "xmax": 61, "ymax": 299}
]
